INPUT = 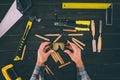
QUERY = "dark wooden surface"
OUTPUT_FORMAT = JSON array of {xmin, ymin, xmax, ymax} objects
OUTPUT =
[{"xmin": 0, "ymin": 0, "xmax": 120, "ymax": 80}]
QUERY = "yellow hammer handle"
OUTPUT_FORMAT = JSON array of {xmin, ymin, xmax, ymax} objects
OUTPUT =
[
  {"xmin": 97, "ymin": 35, "xmax": 102, "ymax": 53},
  {"xmin": 76, "ymin": 20, "xmax": 90, "ymax": 26},
  {"xmin": 75, "ymin": 27, "xmax": 90, "ymax": 31}
]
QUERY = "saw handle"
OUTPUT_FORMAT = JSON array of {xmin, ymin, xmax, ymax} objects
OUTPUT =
[{"xmin": 17, "ymin": 0, "xmax": 32, "ymax": 13}]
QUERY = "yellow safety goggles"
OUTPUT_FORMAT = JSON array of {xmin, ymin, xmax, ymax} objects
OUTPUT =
[{"xmin": 52, "ymin": 42, "xmax": 65, "ymax": 51}]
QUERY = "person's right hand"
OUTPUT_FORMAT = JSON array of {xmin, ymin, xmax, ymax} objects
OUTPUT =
[
  {"xmin": 64, "ymin": 41, "xmax": 84, "ymax": 68},
  {"xmin": 36, "ymin": 42, "xmax": 54, "ymax": 66}
]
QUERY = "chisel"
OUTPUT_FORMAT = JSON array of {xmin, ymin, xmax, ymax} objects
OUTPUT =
[
  {"xmin": 13, "ymin": 17, "xmax": 41, "ymax": 61},
  {"xmin": 91, "ymin": 20, "xmax": 96, "ymax": 52},
  {"xmin": 97, "ymin": 20, "xmax": 102, "ymax": 53}
]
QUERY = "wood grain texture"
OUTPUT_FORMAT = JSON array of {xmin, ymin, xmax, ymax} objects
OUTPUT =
[{"xmin": 0, "ymin": 0, "xmax": 120, "ymax": 80}]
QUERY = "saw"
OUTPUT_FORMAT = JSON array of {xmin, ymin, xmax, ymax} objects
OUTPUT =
[{"xmin": 0, "ymin": 0, "xmax": 32, "ymax": 38}]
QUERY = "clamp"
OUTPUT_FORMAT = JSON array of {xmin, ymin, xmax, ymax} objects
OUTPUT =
[{"xmin": 1, "ymin": 64, "xmax": 22, "ymax": 80}]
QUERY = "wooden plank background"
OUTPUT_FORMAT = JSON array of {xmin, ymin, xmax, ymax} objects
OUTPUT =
[{"xmin": 0, "ymin": 0, "xmax": 120, "ymax": 80}]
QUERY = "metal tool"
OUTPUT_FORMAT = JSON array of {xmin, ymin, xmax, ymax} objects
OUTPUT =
[
  {"xmin": 97, "ymin": 20, "xmax": 102, "ymax": 53},
  {"xmin": 14, "ymin": 17, "xmax": 41, "ymax": 61},
  {"xmin": 72, "ymin": 37, "xmax": 86, "ymax": 47},
  {"xmin": 91, "ymin": 20, "xmax": 96, "ymax": 52},
  {"xmin": 1, "ymin": 64, "xmax": 22, "ymax": 80},
  {"xmin": 54, "ymin": 22, "xmax": 90, "ymax": 31},
  {"xmin": 72, "ymin": 38, "xmax": 84, "ymax": 50},
  {"xmin": 0, "ymin": 0, "xmax": 32, "ymax": 38}
]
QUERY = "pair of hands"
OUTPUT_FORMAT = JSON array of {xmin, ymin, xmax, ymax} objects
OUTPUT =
[{"xmin": 36, "ymin": 41, "xmax": 83, "ymax": 68}]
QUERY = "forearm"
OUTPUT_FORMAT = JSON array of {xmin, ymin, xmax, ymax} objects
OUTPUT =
[
  {"xmin": 30, "ymin": 65, "xmax": 45, "ymax": 80},
  {"xmin": 77, "ymin": 66, "xmax": 91, "ymax": 80}
]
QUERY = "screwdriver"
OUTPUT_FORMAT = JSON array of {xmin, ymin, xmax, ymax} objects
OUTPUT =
[{"xmin": 97, "ymin": 20, "xmax": 102, "ymax": 53}]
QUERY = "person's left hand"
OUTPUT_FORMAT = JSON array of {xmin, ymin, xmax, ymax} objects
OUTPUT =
[
  {"xmin": 64, "ymin": 41, "xmax": 83, "ymax": 68},
  {"xmin": 36, "ymin": 42, "xmax": 54, "ymax": 66}
]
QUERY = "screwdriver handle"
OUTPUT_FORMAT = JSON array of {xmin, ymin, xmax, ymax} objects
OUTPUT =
[
  {"xmin": 91, "ymin": 20, "xmax": 95, "ymax": 38},
  {"xmin": 97, "ymin": 35, "xmax": 102, "ymax": 53}
]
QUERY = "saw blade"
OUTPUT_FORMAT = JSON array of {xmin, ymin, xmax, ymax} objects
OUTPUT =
[{"xmin": 0, "ymin": 0, "xmax": 23, "ymax": 38}]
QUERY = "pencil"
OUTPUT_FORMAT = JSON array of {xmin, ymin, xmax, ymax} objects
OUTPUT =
[
  {"xmin": 68, "ymin": 34, "xmax": 83, "ymax": 36},
  {"xmin": 56, "ymin": 52, "xmax": 64, "ymax": 64},
  {"xmin": 58, "ymin": 62, "xmax": 71, "ymax": 69},
  {"xmin": 53, "ymin": 34, "xmax": 62, "ymax": 42},
  {"xmin": 35, "ymin": 34, "xmax": 50, "ymax": 41},
  {"xmin": 46, "ymin": 65, "xmax": 54, "ymax": 75},
  {"xmin": 45, "ymin": 67, "xmax": 50, "ymax": 74},
  {"xmin": 72, "ymin": 39, "xmax": 84, "ymax": 50},
  {"xmin": 63, "ymin": 29, "xmax": 77, "ymax": 32},
  {"xmin": 72, "ymin": 37, "xmax": 85, "ymax": 46},
  {"xmin": 51, "ymin": 53, "xmax": 58, "ymax": 62},
  {"xmin": 44, "ymin": 34, "xmax": 60, "ymax": 36}
]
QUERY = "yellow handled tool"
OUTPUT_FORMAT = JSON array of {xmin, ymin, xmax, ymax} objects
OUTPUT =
[
  {"xmin": 14, "ymin": 20, "xmax": 32, "ymax": 61},
  {"xmin": 1, "ymin": 64, "xmax": 22, "ymax": 80},
  {"xmin": 14, "ymin": 17, "xmax": 41, "ymax": 61},
  {"xmin": 76, "ymin": 20, "xmax": 90, "ymax": 26},
  {"xmin": 54, "ymin": 22, "xmax": 90, "ymax": 31},
  {"xmin": 75, "ymin": 27, "xmax": 90, "ymax": 31}
]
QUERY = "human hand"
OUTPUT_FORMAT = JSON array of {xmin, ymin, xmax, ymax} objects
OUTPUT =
[
  {"xmin": 64, "ymin": 41, "xmax": 84, "ymax": 68},
  {"xmin": 36, "ymin": 42, "xmax": 54, "ymax": 66}
]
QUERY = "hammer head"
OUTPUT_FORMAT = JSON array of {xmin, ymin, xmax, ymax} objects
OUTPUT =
[{"xmin": 29, "ymin": 16, "xmax": 41, "ymax": 22}]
